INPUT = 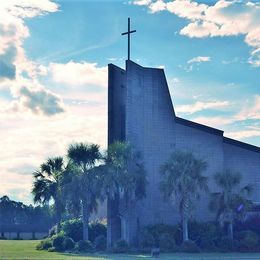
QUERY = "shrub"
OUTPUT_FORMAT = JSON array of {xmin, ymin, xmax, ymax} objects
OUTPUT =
[
  {"xmin": 89, "ymin": 222, "xmax": 107, "ymax": 242},
  {"xmin": 36, "ymin": 238, "xmax": 52, "ymax": 250},
  {"xmin": 237, "ymin": 230, "xmax": 259, "ymax": 251},
  {"xmin": 48, "ymin": 247, "xmax": 56, "ymax": 252},
  {"xmin": 52, "ymin": 233, "xmax": 66, "ymax": 251},
  {"xmin": 139, "ymin": 223, "xmax": 179, "ymax": 248},
  {"xmin": 189, "ymin": 222, "xmax": 223, "ymax": 247},
  {"xmin": 139, "ymin": 229, "xmax": 155, "ymax": 248},
  {"xmin": 113, "ymin": 239, "xmax": 128, "ymax": 253},
  {"xmin": 159, "ymin": 233, "xmax": 176, "ymax": 252},
  {"xmin": 61, "ymin": 219, "xmax": 83, "ymax": 242},
  {"xmin": 235, "ymin": 216, "xmax": 260, "ymax": 236},
  {"xmin": 48, "ymin": 225, "xmax": 57, "ymax": 237},
  {"xmin": 180, "ymin": 240, "xmax": 200, "ymax": 253},
  {"xmin": 60, "ymin": 219, "xmax": 107, "ymax": 243},
  {"xmin": 77, "ymin": 240, "xmax": 94, "ymax": 252},
  {"xmin": 199, "ymin": 236, "xmax": 216, "ymax": 251},
  {"xmin": 63, "ymin": 237, "xmax": 75, "ymax": 251},
  {"xmin": 94, "ymin": 235, "xmax": 107, "ymax": 251},
  {"xmin": 147, "ymin": 224, "xmax": 177, "ymax": 246},
  {"xmin": 217, "ymin": 236, "xmax": 239, "ymax": 252}
]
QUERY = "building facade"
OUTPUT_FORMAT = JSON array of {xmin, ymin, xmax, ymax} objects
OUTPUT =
[{"xmin": 107, "ymin": 60, "xmax": 260, "ymax": 246}]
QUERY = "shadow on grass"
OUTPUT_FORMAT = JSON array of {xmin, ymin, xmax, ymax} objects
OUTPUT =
[{"xmin": 59, "ymin": 252, "xmax": 152, "ymax": 259}]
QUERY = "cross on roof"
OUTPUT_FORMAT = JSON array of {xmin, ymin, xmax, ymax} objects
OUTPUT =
[{"xmin": 121, "ymin": 18, "xmax": 136, "ymax": 61}]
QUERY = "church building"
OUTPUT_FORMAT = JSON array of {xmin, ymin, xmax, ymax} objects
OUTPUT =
[
  {"xmin": 107, "ymin": 59, "xmax": 260, "ymax": 246},
  {"xmin": 107, "ymin": 20, "xmax": 260, "ymax": 246}
]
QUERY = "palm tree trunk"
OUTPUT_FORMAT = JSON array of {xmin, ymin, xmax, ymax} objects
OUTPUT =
[
  {"xmin": 228, "ymin": 222, "xmax": 233, "ymax": 241},
  {"xmin": 107, "ymin": 194, "xmax": 121, "ymax": 248},
  {"xmin": 82, "ymin": 200, "xmax": 89, "ymax": 241},
  {"xmin": 182, "ymin": 197, "xmax": 189, "ymax": 242},
  {"xmin": 56, "ymin": 210, "xmax": 62, "ymax": 233},
  {"xmin": 183, "ymin": 218, "xmax": 189, "ymax": 241}
]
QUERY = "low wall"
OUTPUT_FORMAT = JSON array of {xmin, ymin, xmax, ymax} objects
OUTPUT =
[{"xmin": 1, "ymin": 231, "xmax": 48, "ymax": 240}]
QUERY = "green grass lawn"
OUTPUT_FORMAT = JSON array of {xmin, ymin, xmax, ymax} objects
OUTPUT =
[{"xmin": 1, "ymin": 240, "xmax": 260, "ymax": 260}]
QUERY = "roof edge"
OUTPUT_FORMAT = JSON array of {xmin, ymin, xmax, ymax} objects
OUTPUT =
[
  {"xmin": 224, "ymin": 137, "xmax": 260, "ymax": 153},
  {"xmin": 175, "ymin": 117, "xmax": 224, "ymax": 136}
]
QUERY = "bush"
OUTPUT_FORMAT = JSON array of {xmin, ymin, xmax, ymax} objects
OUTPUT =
[
  {"xmin": 63, "ymin": 237, "xmax": 75, "ymax": 251},
  {"xmin": 89, "ymin": 221, "xmax": 107, "ymax": 242},
  {"xmin": 36, "ymin": 238, "xmax": 52, "ymax": 250},
  {"xmin": 189, "ymin": 222, "xmax": 224, "ymax": 249},
  {"xmin": 235, "ymin": 216, "xmax": 260, "ymax": 236},
  {"xmin": 139, "ymin": 229, "xmax": 155, "ymax": 248},
  {"xmin": 48, "ymin": 247, "xmax": 56, "ymax": 252},
  {"xmin": 61, "ymin": 219, "xmax": 83, "ymax": 242},
  {"xmin": 180, "ymin": 240, "xmax": 200, "ymax": 253},
  {"xmin": 48, "ymin": 225, "xmax": 57, "ymax": 237},
  {"xmin": 60, "ymin": 219, "xmax": 107, "ymax": 243},
  {"xmin": 237, "ymin": 230, "xmax": 259, "ymax": 251},
  {"xmin": 199, "ymin": 236, "xmax": 216, "ymax": 251},
  {"xmin": 159, "ymin": 233, "xmax": 176, "ymax": 252},
  {"xmin": 94, "ymin": 235, "xmax": 107, "ymax": 251},
  {"xmin": 52, "ymin": 233, "xmax": 66, "ymax": 251},
  {"xmin": 76, "ymin": 240, "xmax": 94, "ymax": 252},
  {"xmin": 217, "ymin": 236, "xmax": 239, "ymax": 252},
  {"xmin": 113, "ymin": 239, "xmax": 128, "ymax": 253},
  {"xmin": 139, "ymin": 223, "xmax": 179, "ymax": 248}
]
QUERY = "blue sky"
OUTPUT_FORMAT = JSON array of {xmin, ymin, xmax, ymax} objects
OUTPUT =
[{"xmin": 0, "ymin": 0, "xmax": 259, "ymax": 204}]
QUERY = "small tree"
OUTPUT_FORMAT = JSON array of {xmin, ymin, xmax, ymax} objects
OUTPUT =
[
  {"xmin": 160, "ymin": 151, "xmax": 208, "ymax": 242},
  {"xmin": 102, "ymin": 141, "xmax": 147, "ymax": 246},
  {"xmin": 209, "ymin": 169, "xmax": 253, "ymax": 241},
  {"xmin": 103, "ymin": 141, "xmax": 146, "ymax": 201},
  {"xmin": 66, "ymin": 143, "xmax": 102, "ymax": 241},
  {"xmin": 32, "ymin": 157, "xmax": 65, "ymax": 231}
]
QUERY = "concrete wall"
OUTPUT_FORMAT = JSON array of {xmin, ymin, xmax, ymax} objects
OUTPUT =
[
  {"xmin": 108, "ymin": 63, "xmax": 126, "ymax": 144},
  {"xmin": 124, "ymin": 61, "xmax": 177, "ymax": 243},
  {"xmin": 175, "ymin": 120, "xmax": 224, "ymax": 221},
  {"xmin": 224, "ymin": 140, "xmax": 260, "ymax": 203},
  {"xmin": 107, "ymin": 63, "xmax": 127, "ymax": 246}
]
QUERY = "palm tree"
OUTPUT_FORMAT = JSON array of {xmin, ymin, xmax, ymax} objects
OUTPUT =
[
  {"xmin": 32, "ymin": 157, "xmax": 65, "ymax": 231},
  {"xmin": 160, "ymin": 150, "xmax": 208, "ymax": 242},
  {"xmin": 209, "ymin": 169, "xmax": 253, "ymax": 241},
  {"xmin": 102, "ymin": 141, "xmax": 146, "ymax": 246},
  {"xmin": 66, "ymin": 142, "xmax": 102, "ymax": 241}
]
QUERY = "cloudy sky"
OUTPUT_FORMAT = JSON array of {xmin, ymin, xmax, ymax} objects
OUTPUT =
[{"xmin": 0, "ymin": 0, "xmax": 259, "ymax": 204}]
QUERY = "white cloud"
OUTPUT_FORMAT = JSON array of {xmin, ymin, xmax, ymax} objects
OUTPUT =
[
  {"xmin": 149, "ymin": 0, "xmax": 166, "ymax": 13},
  {"xmin": 133, "ymin": 0, "xmax": 152, "ymax": 6},
  {"xmin": 0, "ymin": 0, "xmax": 58, "ymax": 19},
  {"xmin": 49, "ymin": 61, "xmax": 107, "ymax": 87},
  {"xmin": 0, "ymin": 102, "xmax": 107, "ymax": 203},
  {"xmin": 0, "ymin": 0, "xmax": 62, "ymax": 115},
  {"xmin": 157, "ymin": 64, "xmax": 165, "ymax": 69},
  {"xmin": 134, "ymin": 0, "xmax": 260, "ymax": 66},
  {"xmin": 187, "ymin": 56, "xmax": 211, "ymax": 64},
  {"xmin": 235, "ymin": 95, "xmax": 260, "ymax": 121},
  {"xmin": 192, "ymin": 116, "xmax": 231, "ymax": 128},
  {"xmin": 17, "ymin": 85, "xmax": 64, "ymax": 116},
  {"xmin": 166, "ymin": 0, "xmax": 207, "ymax": 20},
  {"xmin": 176, "ymin": 100, "xmax": 229, "ymax": 114},
  {"xmin": 226, "ymin": 129, "xmax": 260, "ymax": 139}
]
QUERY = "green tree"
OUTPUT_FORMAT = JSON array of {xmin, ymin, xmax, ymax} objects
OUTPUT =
[
  {"xmin": 66, "ymin": 142, "xmax": 102, "ymax": 241},
  {"xmin": 32, "ymin": 157, "xmax": 65, "ymax": 231},
  {"xmin": 209, "ymin": 169, "xmax": 253, "ymax": 241},
  {"xmin": 102, "ymin": 141, "xmax": 146, "ymax": 246},
  {"xmin": 160, "ymin": 151, "xmax": 208, "ymax": 242}
]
